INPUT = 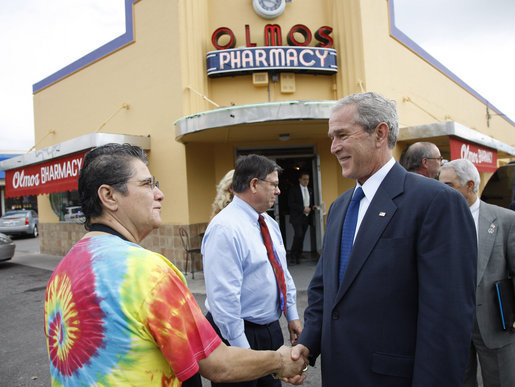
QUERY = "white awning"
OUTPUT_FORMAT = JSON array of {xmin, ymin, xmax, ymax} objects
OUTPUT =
[
  {"xmin": 174, "ymin": 100, "xmax": 336, "ymax": 142},
  {"xmin": 0, "ymin": 133, "xmax": 150, "ymax": 170},
  {"xmin": 174, "ymin": 100, "xmax": 515, "ymax": 159}
]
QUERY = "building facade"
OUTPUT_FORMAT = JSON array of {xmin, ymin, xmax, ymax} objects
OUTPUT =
[{"xmin": 2, "ymin": 0, "xmax": 514, "ymax": 270}]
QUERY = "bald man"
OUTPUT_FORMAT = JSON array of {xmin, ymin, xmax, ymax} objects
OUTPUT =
[{"xmin": 400, "ymin": 141, "xmax": 443, "ymax": 178}]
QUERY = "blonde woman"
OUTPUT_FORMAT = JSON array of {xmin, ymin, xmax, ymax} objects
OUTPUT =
[{"xmin": 210, "ymin": 169, "xmax": 234, "ymax": 220}]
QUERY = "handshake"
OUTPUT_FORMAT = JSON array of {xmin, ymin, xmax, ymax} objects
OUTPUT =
[{"xmin": 275, "ymin": 344, "xmax": 310, "ymax": 385}]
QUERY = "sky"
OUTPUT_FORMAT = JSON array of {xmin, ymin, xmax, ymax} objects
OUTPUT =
[
  {"xmin": 394, "ymin": 0, "xmax": 515, "ymax": 126},
  {"xmin": 0, "ymin": 0, "xmax": 513, "ymax": 153}
]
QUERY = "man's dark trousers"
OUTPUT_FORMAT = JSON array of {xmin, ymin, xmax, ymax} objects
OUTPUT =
[
  {"xmin": 205, "ymin": 312, "xmax": 283, "ymax": 387},
  {"xmin": 290, "ymin": 215, "xmax": 309, "ymax": 264}
]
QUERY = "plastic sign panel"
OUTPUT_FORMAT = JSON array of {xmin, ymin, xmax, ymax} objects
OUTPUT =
[
  {"xmin": 207, "ymin": 46, "xmax": 337, "ymax": 77},
  {"xmin": 5, "ymin": 151, "xmax": 88, "ymax": 198},
  {"xmin": 449, "ymin": 137, "xmax": 497, "ymax": 172}
]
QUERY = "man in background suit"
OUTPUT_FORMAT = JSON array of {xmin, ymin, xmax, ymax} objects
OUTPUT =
[
  {"xmin": 440, "ymin": 159, "xmax": 515, "ymax": 387},
  {"xmin": 288, "ymin": 92, "xmax": 477, "ymax": 386},
  {"xmin": 399, "ymin": 141, "xmax": 443, "ymax": 179},
  {"xmin": 287, "ymin": 172, "xmax": 316, "ymax": 265}
]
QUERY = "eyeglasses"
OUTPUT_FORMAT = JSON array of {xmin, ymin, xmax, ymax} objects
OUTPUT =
[
  {"xmin": 258, "ymin": 179, "xmax": 280, "ymax": 190},
  {"xmin": 127, "ymin": 176, "xmax": 160, "ymax": 190},
  {"xmin": 426, "ymin": 156, "xmax": 443, "ymax": 161}
]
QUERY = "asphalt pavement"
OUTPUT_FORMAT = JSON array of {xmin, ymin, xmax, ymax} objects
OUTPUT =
[{"xmin": 0, "ymin": 237, "xmax": 322, "ymax": 386}]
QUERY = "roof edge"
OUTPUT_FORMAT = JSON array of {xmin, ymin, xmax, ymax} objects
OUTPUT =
[
  {"xmin": 0, "ymin": 133, "xmax": 151, "ymax": 170},
  {"xmin": 399, "ymin": 121, "xmax": 515, "ymax": 156},
  {"xmin": 174, "ymin": 100, "xmax": 336, "ymax": 141}
]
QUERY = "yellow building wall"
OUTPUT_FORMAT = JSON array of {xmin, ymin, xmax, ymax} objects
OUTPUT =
[
  {"xmin": 32, "ymin": 0, "xmax": 514, "ymax": 232},
  {"xmin": 37, "ymin": 194, "xmax": 59, "ymax": 222},
  {"xmin": 34, "ymin": 0, "xmax": 190, "ymax": 225},
  {"xmin": 182, "ymin": 135, "xmax": 352, "ymax": 225},
  {"xmin": 176, "ymin": 0, "xmax": 364, "ymax": 215},
  {"xmin": 200, "ymin": 0, "xmax": 343, "ymax": 108},
  {"xmin": 184, "ymin": 143, "xmax": 215, "ymax": 223},
  {"xmin": 173, "ymin": 0, "xmax": 360, "ymax": 223}
]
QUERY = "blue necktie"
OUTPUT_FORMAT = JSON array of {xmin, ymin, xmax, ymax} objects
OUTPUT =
[{"xmin": 339, "ymin": 187, "xmax": 365, "ymax": 285}]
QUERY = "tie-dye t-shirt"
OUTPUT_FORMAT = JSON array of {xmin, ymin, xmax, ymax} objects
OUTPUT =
[{"xmin": 44, "ymin": 235, "xmax": 221, "ymax": 386}]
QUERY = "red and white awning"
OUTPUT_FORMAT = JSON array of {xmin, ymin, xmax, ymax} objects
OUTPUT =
[
  {"xmin": 5, "ymin": 151, "xmax": 87, "ymax": 198},
  {"xmin": 1, "ymin": 133, "xmax": 151, "ymax": 198}
]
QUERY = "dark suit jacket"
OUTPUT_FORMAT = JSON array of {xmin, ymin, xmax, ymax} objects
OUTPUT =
[
  {"xmin": 475, "ymin": 201, "xmax": 515, "ymax": 348},
  {"xmin": 299, "ymin": 163, "xmax": 477, "ymax": 386},
  {"xmin": 288, "ymin": 184, "xmax": 314, "ymax": 225}
]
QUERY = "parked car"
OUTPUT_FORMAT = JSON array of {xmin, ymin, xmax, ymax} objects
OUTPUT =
[
  {"xmin": 0, "ymin": 232, "xmax": 15, "ymax": 261},
  {"xmin": 0, "ymin": 210, "xmax": 39, "ymax": 238},
  {"xmin": 63, "ymin": 206, "xmax": 85, "ymax": 223}
]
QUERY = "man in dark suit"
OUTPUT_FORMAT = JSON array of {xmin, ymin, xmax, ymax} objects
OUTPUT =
[
  {"xmin": 287, "ymin": 92, "xmax": 477, "ymax": 386},
  {"xmin": 287, "ymin": 172, "xmax": 315, "ymax": 265},
  {"xmin": 440, "ymin": 159, "xmax": 515, "ymax": 387}
]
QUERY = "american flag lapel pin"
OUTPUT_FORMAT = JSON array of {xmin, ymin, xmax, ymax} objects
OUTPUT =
[{"xmin": 488, "ymin": 224, "xmax": 495, "ymax": 234}]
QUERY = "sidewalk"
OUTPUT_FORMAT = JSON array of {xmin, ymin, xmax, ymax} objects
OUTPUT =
[
  {"xmin": 186, "ymin": 257, "xmax": 318, "ymax": 295},
  {"xmin": 16, "ymin": 251, "xmax": 318, "ymax": 295},
  {"xmin": 13, "ymin": 252, "xmax": 63, "ymax": 272}
]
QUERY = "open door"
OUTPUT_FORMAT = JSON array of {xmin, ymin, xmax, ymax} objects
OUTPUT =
[{"xmin": 312, "ymin": 154, "xmax": 324, "ymax": 254}]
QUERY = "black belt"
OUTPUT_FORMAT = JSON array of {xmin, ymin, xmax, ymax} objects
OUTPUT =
[
  {"xmin": 206, "ymin": 311, "xmax": 278, "ymax": 329},
  {"xmin": 244, "ymin": 319, "xmax": 278, "ymax": 328}
]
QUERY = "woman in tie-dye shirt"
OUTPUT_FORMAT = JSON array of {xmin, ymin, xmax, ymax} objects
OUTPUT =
[
  {"xmin": 44, "ymin": 144, "xmax": 305, "ymax": 386},
  {"xmin": 45, "ymin": 234, "xmax": 221, "ymax": 385}
]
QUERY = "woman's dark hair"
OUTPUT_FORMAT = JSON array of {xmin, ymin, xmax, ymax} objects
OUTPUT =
[
  {"xmin": 78, "ymin": 143, "xmax": 147, "ymax": 230},
  {"xmin": 232, "ymin": 154, "xmax": 282, "ymax": 193}
]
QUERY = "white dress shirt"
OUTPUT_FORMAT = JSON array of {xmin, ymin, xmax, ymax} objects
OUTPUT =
[
  {"xmin": 353, "ymin": 158, "xmax": 396, "ymax": 241},
  {"xmin": 469, "ymin": 196, "xmax": 480, "ymax": 240},
  {"xmin": 301, "ymin": 184, "xmax": 310, "ymax": 208}
]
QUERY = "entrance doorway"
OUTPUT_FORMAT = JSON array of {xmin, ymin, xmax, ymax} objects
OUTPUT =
[{"xmin": 236, "ymin": 146, "xmax": 324, "ymax": 259}]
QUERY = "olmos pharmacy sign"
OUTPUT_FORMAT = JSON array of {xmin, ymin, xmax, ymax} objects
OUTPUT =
[{"xmin": 207, "ymin": 24, "xmax": 337, "ymax": 78}]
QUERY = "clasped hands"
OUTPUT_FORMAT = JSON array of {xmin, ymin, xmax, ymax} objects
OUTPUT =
[{"xmin": 275, "ymin": 344, "xmax": 310, "ymax": 385}]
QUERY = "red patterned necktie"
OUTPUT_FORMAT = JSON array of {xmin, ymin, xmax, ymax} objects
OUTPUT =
[{"xmin": 258, "ymin": 215, "xmax": 287, "ymax": 316}]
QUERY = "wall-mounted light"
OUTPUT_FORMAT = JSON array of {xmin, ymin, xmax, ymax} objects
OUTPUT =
[{"xmin": 279, "ymin": 133, "xmax": 290, "ymax": 141}]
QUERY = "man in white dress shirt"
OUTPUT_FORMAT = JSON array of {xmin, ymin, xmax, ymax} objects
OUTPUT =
[{"xmin": 202, "ymin": 154, "xmax": 303, "ymax": 387}]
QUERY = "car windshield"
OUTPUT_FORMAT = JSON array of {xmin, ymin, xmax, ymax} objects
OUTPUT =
[{"xmin": 3, "ymin": 211, "xmax": 28, "ymax": 218}]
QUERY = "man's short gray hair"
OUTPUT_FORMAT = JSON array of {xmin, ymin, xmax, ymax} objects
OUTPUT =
[
  {"xmin": 440, "ymin": 159, "xmax": 480, "ymax": 193},
  {"xmin": 333, "ymin": 92, "xmax": 399, "ymax": 149}
]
